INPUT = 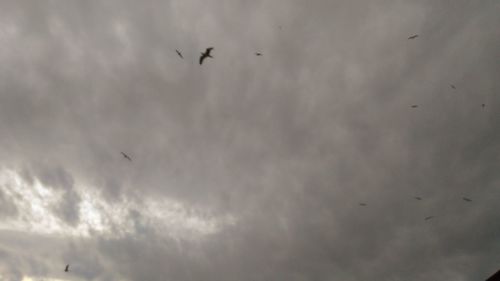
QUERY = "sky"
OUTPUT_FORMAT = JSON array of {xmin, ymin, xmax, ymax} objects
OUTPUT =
[{"xmin": 0, "ymin": 0, "xmax": 499, "ymax": 280}]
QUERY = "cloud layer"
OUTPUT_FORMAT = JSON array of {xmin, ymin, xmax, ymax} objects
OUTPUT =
[{"xmin": 0, "ymin": 0, "xmax": 498, "ymax": 280}]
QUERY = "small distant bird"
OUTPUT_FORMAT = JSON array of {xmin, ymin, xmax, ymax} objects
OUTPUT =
[
  {"xmin": 424, "ymin": 216, "xmax": 435, "ymax": 221},
  {"xmin": 450, "ymin": 84, "xmax": 456, "ymax": 89},
  {"xmin": 175, "ymin": 50, "xmax": 183, "ymax": 59},
  {"xmin": 121, "ymin": 152, "xmax": 132, "ymax": 162},
  {"xmin": 481, "ymin": 103, "xmax": 486, "ymax": 108},
  {"xmin": 359, "ymin": 203, "xmax": 367, "ymax": 206},
  {"xmin": 199, "ymin": 47, "xmax": 214, "ymax": 65},
  {"xmin": 65, "ymin": 264, "xmax": 69, "ymax": 272},
  {"xmin": 408, "ymin": 34, "xmax": 419, "ymax": 40},
  {"xmin": 411, "ymin": 105, "xmax": 418, "ymax": 108},
  {"xmin": 255, "ymin": 52, "xmax": 262, "ymax": 56},
  {"xmin": 414, "ymin": 196, "xmax": 423, "ymax": 201},
  {"xmin": 463, "ymin": 197, "xmax": 472, "ymax": 202}
]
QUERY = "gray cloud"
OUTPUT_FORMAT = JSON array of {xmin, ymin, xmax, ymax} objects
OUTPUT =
[
  {"xmin": 53, "ymin": 188, "xmax": 81, "ymax": 226},
  {"xmin": 0, "ymin": 0, "xmax": 498, "ymax": 280},
  {"xmin": 0, "ymin": 188, "xmax": 18, "ymax": 219}
]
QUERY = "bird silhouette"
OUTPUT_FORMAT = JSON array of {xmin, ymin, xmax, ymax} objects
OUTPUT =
[
  {"xmin": 450, "ymin": 84, "xmax": 456, "ymax": 89},
  {"xmin": 121, "ymin": 152, "xmax": 132, "ymax": 161},
  {"xmin": 414, "ymin": 196, "xmax": 423, "ymax": 201},
  {"xmin": 65, "ymin": 264, "xmax": 69, "ymax": 272},
  {"xmin": 176, "ymin": 50, "xmax": 183, "ymax": 59},
  {"xmin": 255, "ymin": 52, "xmax": 262, "ymax": 56},
  {"xmin": 424, "ymin": 216, "xmax": 435, "ymax": 221},
  {"xmin": 408, "ymin": 34, "xmax": 419, "ymax": 40},
  {"xmin": 359, "ymin": 203, "xmax": 367, "ymax": 206},
  {"xmin": 463, "ymin": 197, "xmax": 472, "ymax": 202},
  {"xmin": 411, "ymin": 105, "xmax": 418, "ymax": 108},
  {"xmin": 199, "ymin": 47, "xmax": 214, "ymax": 65},
  {"xmin": 481, "ymin": 103, "xmax": 486, "ymax": 108}
]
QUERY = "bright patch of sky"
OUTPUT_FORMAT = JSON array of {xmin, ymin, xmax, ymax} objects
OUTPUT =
[{"xmin": 0, "ymin": 169, "xmax": 236, "ymax": 240}]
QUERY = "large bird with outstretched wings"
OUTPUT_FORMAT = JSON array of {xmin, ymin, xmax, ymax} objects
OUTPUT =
[{"xmin": 199, "ymin": 47, "xmax": 214, "ymax": 65}]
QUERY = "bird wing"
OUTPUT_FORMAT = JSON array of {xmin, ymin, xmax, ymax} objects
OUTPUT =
[
  {"xmin": 176, "ymin": 50, "xmax": 183, "ymax": 58},
  {"xmin": 408, "ymin": 35, "xmax": 418, "ymax": 39},
  {"xmin": 199, "ymin": 54, "xmax": 206, "ymax": 64}
]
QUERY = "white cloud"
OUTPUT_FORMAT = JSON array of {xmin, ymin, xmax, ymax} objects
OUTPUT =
[{"xmin": 0, "ymin": 169, "xmax": 235, "ymax": 239}]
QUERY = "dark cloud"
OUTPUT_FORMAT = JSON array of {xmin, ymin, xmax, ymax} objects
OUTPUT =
[{"xmin": 0, "ymin": 0, "xmax": 498, "ymax": 280}]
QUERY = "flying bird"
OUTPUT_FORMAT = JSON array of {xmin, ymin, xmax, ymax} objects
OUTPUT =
[
  {"xmin": 175, "ymin": 49, "xmax": 183, "ymax": 59},
  {"xmin": 414, "ymin": 196, "xmax": 423, "ymax": 201},
  {"xmin": 424, "ymin": 216, "xmax": 435, "ymax": 221},
  {"xmin": 450, "ymin": 84, "xmax": 456, "ymax": 89},
  {"xmin": 199, "ymin": 47, "xmax": 214, "ymax": 65},
  {"xmin": 408, "ymin": 34, "xmax": 419, "ymax": 40},
  {"xmin": 255, "ymin": 52, "xmax": 262, "ymax": 56},
  {"xmin": 411, "ymin": 105, "xmax": 418, "ymax": 108},
  {"xmin": 65, "ymin": 264, "xmax": 69, "ymax": 272},
  {"xmin": 463, "ymin": 197, "xmax": 472, "ymax": 202},
  {"xmin": 359, "ymin": 203, "xmax": 367, "ymax": 206},
  {"xmin": 121, "ymin": 152, "xmax": 132, "ymax": 162},
  {"xmin": 481, "ymin": 103, "xmax": 486, "ymax": 108}
]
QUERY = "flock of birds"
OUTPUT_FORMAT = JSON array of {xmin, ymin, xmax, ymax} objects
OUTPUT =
[
  {"xmin": 355, "ymin": 35, "xmax": 481, "ymax": 220},
  {"xmin": 360, "ymin": 31, "xmax": 478, "ymax": 219},
  {"xmin": 357, "ymin": 194, "xmax": 473, "ymax": 222},
  {"xmin": 63, "ymin": 33, "xmax": 488, "ymax": 274},
  {"xmin": 175, "ymin": 46, "xmax": 263, "ymax": 65}
]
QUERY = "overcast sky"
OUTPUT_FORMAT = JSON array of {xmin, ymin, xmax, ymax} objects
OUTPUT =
[{"xmin": 0, "ymin": 0, "xmax": 499, "ymax": 280}]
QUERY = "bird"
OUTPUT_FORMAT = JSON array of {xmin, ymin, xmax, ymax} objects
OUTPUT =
[
  {"xmin": 424, "ymin": 216, "xmax": 435, "ymax": 221},
  {"xmin": 121, "ymin": 152, "xmax": 132, "ymax": 162},
  {"xmin": 411, "ymin": 105, "xmax": 418, "ymax": 108},
  {"xmin": 255, "ymin": 52, "xmax": 262, "ymax": 56},
  {"xmin": 408, "ymin": 34, "xmax": 419, "ymax": 40},
  {"xmin": 414, "ymin": 196, "xmax": 423, "ymax": 201},
  {"xmin": 64, "ymin": 264, "xmax": 69, "ymax": 272},
  {"xmin": 450, "ymin": 84, "xmax": 456, "ymax": 89},
  {"xmin": 359, "ymin": 203, "xmax": 367, "ymax": 206},
  {"xmin": 175, "ymin": 49, "xmax": 183, "ymax": 59},
  {"xmin": 481, "ymin": 103, "xmax": 486, "ymax": 108},
  {"xmin": 199, "ymin": 47, "xmax": 214, "ymax": 65},
  {"xmin": 463, "ymin": 197, "xmax": 472, "ymax": 202}
]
